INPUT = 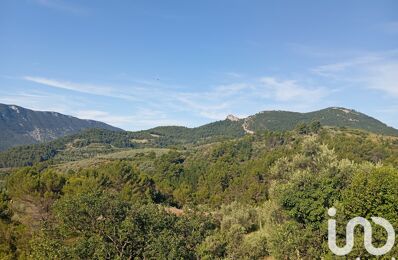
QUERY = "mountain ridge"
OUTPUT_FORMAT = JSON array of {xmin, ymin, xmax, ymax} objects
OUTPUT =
[
  {"xmin": 1, "ymin": 105, "xmax": 398, "ymax": 168},
  {"xmin": 0, "ymin": 103, "xmax": 122, "ymax": 151},
  {"xmin": 1, "ymin": 104, "xmax": 398, "ymax": 154},
  {"xmin": 243, "ymin": 106, "xmax": 398, "ymax": 136}
]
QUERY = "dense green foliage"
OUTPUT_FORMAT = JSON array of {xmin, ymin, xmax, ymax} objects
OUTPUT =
[
  {"xmin": 31, "ymin": 193, "xmax": 215, "ymax": 259},
  {"xmin": 147, "ymin": 119, "xmax": 245, "ymax": 146},
  {"xmin": 0, "ymin": 120, "xmax": 245, "ymax": 168},
  {"xmin": 0, "ymin": 129, "xmax": 158, "ymax": 168},
  {"xmin": 1, "ymin": 125, "xmax": 398, "ymax": 259}
]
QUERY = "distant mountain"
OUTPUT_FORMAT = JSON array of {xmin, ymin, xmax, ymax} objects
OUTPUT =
[
  {"xmin": 1, "ymin": 105, "xmax": 398, "ymax": 168},
  {"xmin": 146, "ymin": 106, "xmax": 398, "ymax": 139},
  {"xmin": 0, "ymin": 104, "xmax": 122, "ymax": 151},
  {"xmin": 243, "ymin": 107, "xmax": 398, "ymax": 136}
]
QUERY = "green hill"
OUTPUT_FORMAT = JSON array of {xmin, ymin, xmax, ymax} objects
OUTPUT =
[
  {"xmin": 245, "ymin": 107, "xmax": 398, "ymax": 136},
  {"xmin": 1, "ymin": 106, "xmax": 397, "ymax": 168}
]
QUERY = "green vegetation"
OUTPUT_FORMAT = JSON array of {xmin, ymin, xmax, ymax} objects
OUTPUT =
[
  {"xmin": 3, "ymin": 106, "xmax": 398, "ymax": 169},
  {"xmin": 247, "ymin": 107, "xmax": 398, "ymax": 136},
  {"xmin": 0, "ymin": 120, "xmax": 245, "ymax": 168},
  {"xmin": 0, "ymin": 129, "xmax": 151, "ymax": 168},
  {"xmin": 1, "ymin": 124, "xmax": 398, "ymax": 259}
]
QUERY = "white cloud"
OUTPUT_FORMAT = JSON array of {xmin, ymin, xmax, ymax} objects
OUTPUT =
[
  {"xmin": 24, "ymin": 76, "xmax": 113, "ymax": 95},
  {"xmin": 0, "ymin": 87, "xmax": 184, "ymax": 130},
  {"xmin": 367, "ymin": 63, "xmax": 398, "ymax": 97},
  {"xmin": 174, "ymin": 76, "xmax": 331, "ymax": 121},
  {"xmin": 75, "ymin": 110, "xmax": 184, "ymax": 130},
  {"xmin": 21, "ymin": 74, "xmax": 333, "ymax": 127},
  {"xmin": 311, "ymin": 55, "xmax": 385, "ymax": 77},
  {"xmin": 32, "ymin": 0, "xmax": 88, "ymax": 15},
  {"xmin": 23, "ymin": 76, "xmax": 165, "ymax": 103},
  {"xmin": 176, "ymin": 93, "xmax": 231, "ymax": 120},
  {"xmin": 0, "ymin": 90, "xmax": 85, "ymax": 114},
  {"xmin": 225, "ymin": 72, "xmax": 244, "ymax": 78},
  {"xmin": 214, "ymin": 83, "xmax": 252, "ymax": 96},
  {"xmin": 311, "ymin": 50, "xmax": 398, "ymax": 98},
  {"xmin": 260, "ymin": 77, "xmax": 328, "ymax": 102},
  {"xmin": 75, "ymin": 110, "xmax": 136, "ymax": 127}
]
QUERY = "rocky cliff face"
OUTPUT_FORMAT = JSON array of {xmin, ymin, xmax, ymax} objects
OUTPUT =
[
  {"xmin": 0, "ymin": 104, "xmax": 121, "ymax": 151},
  {"xmin": 226, "ymin": 114, "xmax": 240, "ymax": 122}
]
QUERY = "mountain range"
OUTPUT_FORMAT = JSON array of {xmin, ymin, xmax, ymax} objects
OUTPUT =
[
  {"xmin": 0, "ymin": 104, "xmax": 121, "ymax": 151},
  {"xmin": 1, "ymin": 103, "xmax": 397, "ymax": 153},
  {"xmin": 1, "ymin": 103, "xmax": 398, "ymax": 169}
]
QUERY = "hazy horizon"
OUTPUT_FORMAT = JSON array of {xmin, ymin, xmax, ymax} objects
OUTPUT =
[{"xmin": 2, "ymin": 102, "xmax": 397, "ymax": 132}]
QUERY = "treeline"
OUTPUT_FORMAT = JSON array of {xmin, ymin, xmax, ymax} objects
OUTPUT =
[
  {"xmin": 137, "ymin": 120, "xmax": 245, "ymax": 147},
  {"xmin": 0, "ymin": 129, "xmax": 148, "ymax": 168},
  {"xmin": 1, "ymin": 126, "xmax": 398, "ymax": 258},
  {"xmin": 0, "ymin": 120, "xmax": 245, "ymax": 168}
]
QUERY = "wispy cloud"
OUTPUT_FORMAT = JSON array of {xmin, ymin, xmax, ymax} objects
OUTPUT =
[
  {"xmin": 24, "ymin": 73, "xmax": 332, "ymax": 123},
  {"xmin": 174, "ymin": 76, "xmax": 331, "ymax": 120},
  {"xmin": 31, "ymin": 0, "xmax": 88, "ymax": 15},
  {"xmin": 0, "ymin": 90, "xmax": 86, "ymax": 114},
  {"xmin": 225, "ymin": 72, "xmax": 244, "ymax": 78},
  {"xmin": 260, "ymin": 77, "xmax": 329, "ymax": 102},
  {"xmin": 75, "ymin": 110, "xmax": 184, "ymax": 130},
  {"xmin": 20, "ymin": 72, "xmax": 334, "ymax": 129},
  {"xmin": 367, "ymin": 63, "xmax": 398, "ymax": 97},
  {"xmin": 0, "ymin": 88, "xmax": 184, "ymax": 130},
  {"xmin": 23, "ymin": 76, "xmax": 161, "ymax": 102},
  {"xmin": 176, "ymin": 93, "xmax": 231, "ymax": 120},
  {"xmin": 311, "ymin": 49, "xmax": 398, "ymax": 98},
  {"xmin": 286, "ymin": 43, "xmax": 361, "ymax": 59},
  {"xmin": 311, "ymin": 54, "xmax": 386, "ymax": 77},
  {"xmin": 24, "ymin": 76, "xmax": 114, "ymax": 96}
]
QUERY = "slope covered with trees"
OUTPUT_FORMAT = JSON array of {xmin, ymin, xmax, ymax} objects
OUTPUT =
[
  {"xmin": 1, "ymin": 124, "xmax": 398, "ymax": 259},
  {"xmin": 2, "ymin": 105, "xmax": 397, "ymax": 168},
  {"xmin": 2, "ymin": 106, "xmax": 398, "ymax": 169},
  {"xmin": 0, "ymin": 120, "xmax": 246, "ymax": 168},
  {"xmin": 246, "ymin": 107, "xmax": 398, "ymax": 136}
]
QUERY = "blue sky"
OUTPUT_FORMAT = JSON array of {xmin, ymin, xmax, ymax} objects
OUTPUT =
[{"xmin": 0, "ymin": 0, "xmax": 397, "ymax": 130}]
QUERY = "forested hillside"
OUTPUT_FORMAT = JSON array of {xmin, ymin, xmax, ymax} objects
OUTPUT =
[
  {"xmin": 1, "ymin": 124, "xmax": 398, "ymax": 259},
  {"xmin": 0, "ymin": 120, "xmax": 246, "ymax": 168},
  {"xmin": 2, "ymin": 106, "xmax": 398, "ymax": 169},
  {"xmin": 246, "ymin": 107, "xmax": 398, "ymax": 136},
  {"xmin": 2, "ymin": 105, "xmax": 397, "ymax": 154}
]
